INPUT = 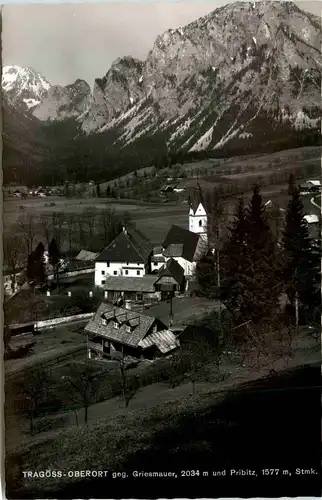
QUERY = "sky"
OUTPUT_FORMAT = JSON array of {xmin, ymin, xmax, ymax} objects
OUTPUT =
[{"xmin": 2, "ymin": 0, "xmax": 322, "ymax": 87}]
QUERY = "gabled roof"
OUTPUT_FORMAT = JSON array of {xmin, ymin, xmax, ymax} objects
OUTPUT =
[
  {"xmin": 156, "ymin": 257, "xmax": 184, "ymax": 285},
  {"xmin": 97, "ymin": 228, "xmax": 152, "ymax": 264},
  {"xmin": 304, "ymin": 214, "xmax": 319, "ymax": 224},
  {"xmin": 85, "ymin": 302, "xmax": 159, "ymax": 347},
  {"xmin": 163, "ymin": 225, "xmax": 199, "ymax": 262},
  {"xmin": 103, "ymin": 275, "xmax": 158, "ymax": 293},
  {"xmin": 76, "ymin": 250, "xmax": 99, "ymax": 261},
  {"xmin": 163, "ymin": 243, "xmax": 184, "ymax": 258},
  {"xmin": 308, "ymin": 180, "xmax": 321, "ymax": 186}
]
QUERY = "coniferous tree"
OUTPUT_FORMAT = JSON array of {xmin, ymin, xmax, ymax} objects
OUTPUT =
[
  {"xmin": 48, "ymin": 238, "xmax": 60, "ymax": 288},
  {"xmin": 282, "ymin": 190, "xmax": 320, "ymax": 322},
  {"xmin": 33, "ymin": 242, "xmax": 46, "ymax": 286},
  {"xmin": 243, "ymin": 185, "xmax": 280, "ymax": 321},
  {"xmin": 220, "ymin": 197, "xmax": 249, "ymax": 320},
  {"xmin": 220, "ymin": 187, "xmax": 280, "ymax": 323},
  {"xmin": 26, "ymin": 243, "xmax": 46, "ymax": 286},
  {"xmin": 26, "ymin": 253, "xmax": 36, "ymax": 283},
  {"xmin": 287, "ymin": 173, "xmax": 296, "ymax": 196}
]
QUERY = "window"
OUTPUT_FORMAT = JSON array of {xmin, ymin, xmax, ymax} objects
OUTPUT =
[
  {"xmin": 107, "ymin": 262, "xmax": 110, "ymax": 267},
  {"xmin": 102, "ymin": 318, "xmax": 107, "ymax": 326},
  {"xmin": 154, "ymin": 262, "xmax": 158, "ymax": 266},
  {"xmin": 137, "ymin": 263, "xmax": 140, "ymax": 266},
  {"xmin": 125, "ymin": 270, "xmax": 129, "ymax": 275},
  {"xmin": 101, "ymin": 270, "xmax": 105, "ymax": 275},
  {"xmin": 137, "ymin": 270, "xmax": 140, "ymax": 276},
  {"xmin": 113, "ymin": 321, "xmax": 119, "ymax": 329},
  {"xmin": 126, "ymin": 262, "xmax": 129, "ymax": 265},
  {"xmin": 113, "ymin": 271, "xmax": 117, "ymax": 275},
  {"xmin": 199, "ymin": 220, "xmax": 202, "ymax": 227},
  {"xmin": 101, "ymin": 280, "xmax": 106, "ymax": 285}
]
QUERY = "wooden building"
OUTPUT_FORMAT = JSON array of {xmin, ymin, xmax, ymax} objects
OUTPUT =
[{"xmin": 85, "ymin": 303, "xmax": 179, "ymax": 360}]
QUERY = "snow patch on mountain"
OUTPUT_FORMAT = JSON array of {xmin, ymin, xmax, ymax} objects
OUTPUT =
[
  {"xmin": 23, "ymin": 98, "xmax": 40, "ymax": 109},
  {"xmin": 2, "ymin": 65, "xmax": 51, "ymax": 111}
]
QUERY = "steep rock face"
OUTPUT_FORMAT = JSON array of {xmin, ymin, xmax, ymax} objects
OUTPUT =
[
  {"xmin": 33, "ymin": 79, "xmax": 91, "ymax": 121},
  {"xmin": 80, "ymin": 1, "xmax": 321, "ymax": 152},
  {"xmin": 2, "ymin": 65, "xmax": 51, "ymax": 111},
  {"xmin": 81, "ymin": 56, "xmax": 144, "ymax": 133}
]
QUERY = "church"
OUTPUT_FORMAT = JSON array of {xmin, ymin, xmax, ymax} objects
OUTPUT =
[
  {"xmin": 152, "ymin": 191, "xmax": 208, "ymax": 276},
  {"xmin": 94, "ymin": 191, "xmax": 209, "ymax": 287}
]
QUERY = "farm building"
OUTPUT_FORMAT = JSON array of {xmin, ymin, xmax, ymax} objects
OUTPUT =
[
  {"xmin": 3, "ymin": 266, "xmax": 26, "ymax": 295},
  {"xmin": 95, "ymin": 227, "xmax": 152, "ymax": 286},
  {"xmin": 154, "ymin": 258, "xmax": 185, "ymax": 297},
  {"xmin": 103, "ymin": 259, "xmax": 185, "ymax": 303},
  {"xmin": 103, "ymin": 275, "xmax": 159, "ymax": 303},
  {"xmin": 76, "ymin": 249, "xmax": 99, "ymax": 261},
  {"xmin": 151, "ymin": 246, "xmax": 166, "ymax": 273},
  {"xmin": 299, "ymin": 180, "xmax": 321, "ymax": 193},
  {"xmin": 85, "ymin": 303, "xmax": 179, "ymax": 360},
  {"xmin": 304, "ymin": 214, "xmax": 319, "ymax": 224},
  {"xmin": 13, "ymin": 189, "xmax": 27, "ymax": 198}
]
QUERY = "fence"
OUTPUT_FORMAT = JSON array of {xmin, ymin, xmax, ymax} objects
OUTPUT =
[{"xmin": 9, "ymin": 312, "xmax": 94, "ymax": 335}]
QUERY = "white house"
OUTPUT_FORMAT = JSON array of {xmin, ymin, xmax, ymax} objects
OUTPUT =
[
  {"xmin": 304, "ymin": 214, "xmax": 319, "ymax": 224},
  {"xmin": 151, "ymin": 245, "xmax": 166, "ymax": 273},
  {"xmin": 94, "ymin": 227, "xmax": 152, "ymax": 287},
  {"xmin": 3, "ymin": 266, "xmax": 25, "ymax": 295}
]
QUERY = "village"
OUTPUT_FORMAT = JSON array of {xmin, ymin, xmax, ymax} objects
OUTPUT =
[{"xmin": 3, "ymin": 171, "xmax": 321, "ymax": 498}]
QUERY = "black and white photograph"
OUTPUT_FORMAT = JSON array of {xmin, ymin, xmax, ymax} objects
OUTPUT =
[{"xmin": 2, "ymin": 0, "xmax": 321, "ymax": 498}]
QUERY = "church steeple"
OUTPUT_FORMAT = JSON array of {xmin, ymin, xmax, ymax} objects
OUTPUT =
[{"xmin": 188, "ymin": 187, "xmax": 208, "ymax": 243}]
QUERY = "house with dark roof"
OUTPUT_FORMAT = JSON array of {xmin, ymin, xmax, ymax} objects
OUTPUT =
[
  {"xmin": 94, "ymin": 227, "xmax": 152, "ymax": 287},
  {"xmin": 85, "ymin": 302, "xmax": 179, "ymax": 360},
  {"xmin": 103, "ymin": 275, "xmax": 159, "ymax": 303},
  {"xmin": 161, "ymin": 224, "xmax": 206, "ymax": 276},
  {"xmin": 154, "ymin": 258, "xmax": 185, "ymax": 297}
]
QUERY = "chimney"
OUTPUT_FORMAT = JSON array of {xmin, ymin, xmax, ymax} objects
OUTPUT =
[
  {"xmin": 125, "ymin": 300, "xmax": 131, "ymax": 310},
  {"xmin": 123, "ymin": 226, "xmax": 127, "ymax": 235}
]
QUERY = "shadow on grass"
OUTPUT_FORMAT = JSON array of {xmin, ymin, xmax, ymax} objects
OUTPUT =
[{"xmin": 8, "ymin": 364, "xmax": 321, "ymax": 499}]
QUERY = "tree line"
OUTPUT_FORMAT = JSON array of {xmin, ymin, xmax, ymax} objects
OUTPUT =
[
  {"xmin": 3, "ymin": 207, "xmax": 131, "ymax": 293},
  {"xmin": 197, "ymin": 181, "xmax": 321, "ymax": 327}
]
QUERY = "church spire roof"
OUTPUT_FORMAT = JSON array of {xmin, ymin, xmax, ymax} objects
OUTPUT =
[{"xmin": 189, "ymin": 185, "xmax": 205, "ymax": 214}]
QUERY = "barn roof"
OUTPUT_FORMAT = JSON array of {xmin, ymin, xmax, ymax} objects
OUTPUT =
[
  {"xmin": 97, "ymin": 228, "xmax": 152, "ymax": 264},
  {"xmin": 76, "ymin": 250, "xmax": 99, "ymax": 261},
  {"xmin": 156, "ymin": 258, "xmax": 184, "ymax": 285},
  {"xmin": 103, "ymin": 275, "xmax": 158, "ymax": 293}
]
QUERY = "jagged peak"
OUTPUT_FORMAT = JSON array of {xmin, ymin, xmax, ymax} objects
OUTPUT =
[{"xmin": 111, "ymin": 55, "xmax": 144, "ymax": 68}]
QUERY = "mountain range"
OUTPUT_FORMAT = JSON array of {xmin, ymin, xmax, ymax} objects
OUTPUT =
[{"xmin": 2, "ymin": 0, "xmax": 321, "ymax": 185}]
